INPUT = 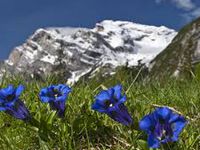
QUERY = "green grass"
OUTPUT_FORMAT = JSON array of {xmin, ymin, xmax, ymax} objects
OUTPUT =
[{"xmin": 0, "ymin": 69, "xmax": 200, "ymax": 150}]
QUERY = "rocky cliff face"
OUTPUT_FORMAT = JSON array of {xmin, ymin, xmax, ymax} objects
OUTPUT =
[
  {"xmin": 149, "ymin": 17, "xmax": 200, "ymax": 79},
  {"xmin": 0, "ymin": 60, "xmax": 5, "ymax": 79},
  {"xmin": 1, "ymin": 20, "xmax": 176, "ymax": 84}
]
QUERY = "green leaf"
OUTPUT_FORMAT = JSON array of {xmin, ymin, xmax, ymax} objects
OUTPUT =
[
  {"xmin": 46, "ymin": 111, "xmax": 57, "ymax": 125},
  {"xmin": 137, "ymin": 139, "xmax": 148, "ymax": 150}
]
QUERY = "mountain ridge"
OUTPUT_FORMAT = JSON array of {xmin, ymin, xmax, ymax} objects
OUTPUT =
[
  {"xmin": 149, "ymin": 17, "xmax": 200, "ymax": 79},
  {"xmin": 0, "ymin": 20, "xmax": 176, "ymax": 84}
]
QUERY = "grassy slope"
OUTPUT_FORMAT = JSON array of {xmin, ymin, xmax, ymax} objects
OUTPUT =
[{"xmin": 0, "ymin": 69, "xmax": 199, "ymax": 150}]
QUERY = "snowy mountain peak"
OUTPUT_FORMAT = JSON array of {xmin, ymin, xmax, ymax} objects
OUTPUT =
[
  {"xmin": 92, "ymin": 20, "xmax": 176, "ymax": 65},
  {"xmin": 1, "ymin": 20, "xmax": 177, "ymax": 84}
]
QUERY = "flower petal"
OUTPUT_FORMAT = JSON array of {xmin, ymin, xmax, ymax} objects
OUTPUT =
[
  {"xmin": 155, "ymin": 107, "xmax": 172, "ymax": 120},
  {"xmin": 61, "ymin": 86, "xmax": 71, "ymax": 95},
  {"xmin": 0, "ymin": 85, "xmax": 14, "ymax": 98},
  {"xmin": 0, "ymin": 106, "xmax": 6, "ymax": 111},
  {"xmin": 147, "ymin": 133, "xmax": 160, "ymax": 148},
  {"xmin": 107, "ymin": 88, "xmax": 114, "ymax": 97},
  {"xmin": 171, "ymin": 116, "xmax": 187, "ymax": 141},
  {"xmin": 39, "ymin": 88, "xmax": 53, "ymax": 102},
  {"xmin": 0, "ymin": 98, "xmax": 4, "ymax": 103},
  {"xmin": 15, "ymin": 85, "xmax": 24, "ymax": 98},
  {"xmin": 91, "ymin": 102, "xmax": 107, "ymax": 113},
  {"xmin": 119, "ymin": 95, "xmax": 126, "ymax": 103},
  {"xmin": 139, "ymin": 114, "xmax": 154, "ymax": 132},
  {"xmin": 6, "ymin": 100, "xmax": 31, "ymax": 120},
  {"xmin": 118, "ymin": 103, "xmax": 133, "ymax": 125},
  {"xmin": 56, "ymin": 95, "xmax": 67, "ymax": 102},
  {"xmin": 95, "ymin": 90, "xmax": 111, "ymax": 106},
  {"xmin": 50, "ymin": 101, "xmax": 66, "ymax": 117},
  {"xmin": 5, "ymin": 101, "xmax": 16, "ymax": 107},
  {"xmin": 39, "ymin": 88, "xmax": 48, "ymax": 96},
  {"xmin": 107, "ymin": 103, "xmax": 132, "ymax": 126},
  {"xmin": 40, "ymin": 96, "xmax": 52, "ymax": 103},
  {"xmin": 113, "ymin": 84, "xmax": 122, "ymax": 100}
]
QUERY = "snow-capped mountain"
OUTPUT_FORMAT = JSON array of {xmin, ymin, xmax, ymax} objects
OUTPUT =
[{"xmin": 0, "ymin": 20, "xmax": 176, "ymax": 84}]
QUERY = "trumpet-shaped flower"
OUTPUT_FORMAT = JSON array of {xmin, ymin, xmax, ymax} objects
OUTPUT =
[
  {"xmin": 92, "ymin": 85, "xmax": 133, "ymax": 126},
  {"xmin": 139, "ymin": 107, "xmax": 187, "ymax": 148},
  {"xmin": 0, "ymin": 85, "xmax": 30, "ymax": 121},
  {"xmin": 39, "ymin": 84, "xmax": 71, "ymax": 117}
]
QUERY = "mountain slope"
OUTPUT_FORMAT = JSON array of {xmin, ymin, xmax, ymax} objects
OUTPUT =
[
  {"xmin": 1, "ymin": 20, "xmax": 176, "ymax": 84},
  {"xmin": 149, "ymin": 17, "xmax": 200, "ymax": 79}
]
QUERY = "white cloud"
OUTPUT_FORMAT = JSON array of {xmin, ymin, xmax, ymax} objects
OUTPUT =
[
  {"xmin": 155, "ymin": 0, "xmax": 196, "ymax": 11},
  {"xmin": 172, "ymin": 0, "xmax": 195, "ymax": 10},
  {"xmin": 182, "ymin": 7, "xmax": 200, "ymax": 22},
  {"xmin": 191, "ymin": 7, "xmax": 200, "ymax": 17},
  {"xmin": 155, "ymin": 0, "xmax": 163, "ymax": 4},
  {"xmin": 155, "ymin": 0, "xmax": 200, "ymax": 23}
]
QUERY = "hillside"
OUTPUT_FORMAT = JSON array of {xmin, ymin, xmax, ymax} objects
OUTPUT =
[{"xmin": 149, "ymin": 17, "xmax": 200, "ymax": 79}]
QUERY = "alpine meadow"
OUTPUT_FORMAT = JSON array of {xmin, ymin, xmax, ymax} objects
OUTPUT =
[{"xmin": 0, "ymin": 2, "xmax": 200, "ymax": 149}]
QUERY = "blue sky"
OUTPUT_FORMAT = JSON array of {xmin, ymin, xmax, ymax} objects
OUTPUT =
[{"xmin": 0, "ymin": 0, "xmax": 200, "ymax": 59}]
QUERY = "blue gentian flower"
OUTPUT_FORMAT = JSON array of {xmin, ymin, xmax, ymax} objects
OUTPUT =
[
  {"xmin": 39, "ymin": 84, "xmax": 71, "ymax": 117},
  {"xmin": 92, "ymin": 84, "xmax": 133, "ymax": 126},
  {"xmin": 139, "ymin": 107, "xmax": 187, "ymax": 148},
  {"xmin": 0, "ymin": 85, "xmax": 31, "ymax": 121}
]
